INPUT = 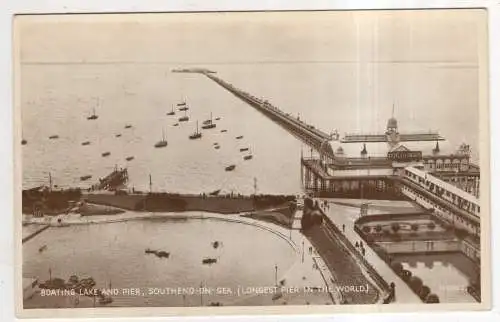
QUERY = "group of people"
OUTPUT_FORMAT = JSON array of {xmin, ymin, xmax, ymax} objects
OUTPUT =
[
  {"xmin": 355, "ymin": 241, "xmax": 366, "ymax": 256},
  {"xmin": 340, "ymin": 223, "xmax": 366, "ymax": 257}
]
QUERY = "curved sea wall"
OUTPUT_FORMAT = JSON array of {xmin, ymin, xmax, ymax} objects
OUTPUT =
[{"xmin": 83, "ymin": 193, "xmax": 295, "ymax": 215}]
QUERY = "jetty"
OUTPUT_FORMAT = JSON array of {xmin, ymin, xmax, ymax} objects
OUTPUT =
[{"xmin": 91, "ymin": 168, "xmax": 129, "ymax": 191}]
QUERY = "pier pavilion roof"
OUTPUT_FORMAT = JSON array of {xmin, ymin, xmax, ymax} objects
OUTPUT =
[{"xmin": 327, "ymin": 139, "xmax": 457, "ymax": 159}]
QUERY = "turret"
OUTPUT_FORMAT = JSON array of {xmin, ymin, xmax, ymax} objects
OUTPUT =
[{"xmin": 361, "ymin": 143, "xmax": 368, "ymax": 157}]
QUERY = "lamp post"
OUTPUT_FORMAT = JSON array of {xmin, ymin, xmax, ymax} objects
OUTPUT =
[
  {"xmin": 274, "ymin": 264, "xmax": 278, "ymax": 286},
  {"xmin": 302, "ymin": 240, "xmax": 305, "ymax": 263}
]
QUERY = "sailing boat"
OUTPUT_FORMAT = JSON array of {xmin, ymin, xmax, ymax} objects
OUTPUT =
[
  {"xmin": 87, "ymin": 99, "xmax": 99, "ymax": 120},
  {"xmin": 179, "ymin": 110, "xmax": 189, "ymax": 122},
  {"xmin": 154, "ymin": 128, "xmax": 168, "ymax": 148},
  {"xmin": 201, "ymin": 112, "xmax": 216, "ymax": 130},
  {"xmin": 189, "ymin": 121, "xmax": 202, "ymax": 140},
  {"xmin": 178, "ymin": 99, "xmax": 189, "ymax": 111},
  {"xmin": 167, "ymin": 104, "xmax": 175, "ymax": 116},
  {"xmin": 243, "ymin": 147, "xmax": 253, "ymax": 160}
]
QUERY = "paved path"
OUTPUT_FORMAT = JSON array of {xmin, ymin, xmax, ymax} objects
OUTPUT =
[{"xmin": 316, "ymin": 198, "xmax": 422, "ymax": 304}]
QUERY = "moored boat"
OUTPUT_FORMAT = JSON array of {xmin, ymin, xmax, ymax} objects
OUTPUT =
[
  {"xmin": 189, "ymin": 121, "xmax": 202, "ymax": 140},
  {"xmin": 87, "ymin": 107, "xmax": 98, "ymax": 120},
  {"xmin": 49, "ymin": 135, "xmax": 59, "ymax": 139},
  {"xmin": 126, "ymin": 156, "xmax": 134, "ymax": 161},
  {"xmin": 167, "ymin": 104, "xmax": 176, "ymax": 116},
  {"xmin": 201, "ymin": 112, "xmax": 216, "ymax": 130},
  {"xmin": 154, "ymin": 128, "xmax": 168, "ymax": 148},
  {"xmin": 81, "ymin": 141, "xmax": 91, "ymax": 146},
  {"xmin": 236, "ymin": 135, "xmax": 243, "ymax": 139},
  {"xmin": 124, "ymin": 124, "xmax": 132, "ymax": 129},
  {"xmin": 80, "ymin": 175, "xmax": 92, "ymax": 181},
  {"xmin": 102, "ymin": 152, "xmax": 111, "ymax": 157},
  {"xmin": 240, "ymin": 148, "xmax": 249, "ymax": 152},
  {"xmin": 179, "ymin": 110, "xmax": 189, "ymax": 122},
  {"xmin": 243, "ymin": 155, "xmax": 253, "ymax": 160},
  {"xmin": 21, "ymin": 139, "xmax": 27, "ymax": 145},
  {"xmin": 225, "ymin": 165, "xmax": 236, "ymax": 171},
  {"xmin": 202, "ymin": 258, "xmax": 217, "ymax": 265}
]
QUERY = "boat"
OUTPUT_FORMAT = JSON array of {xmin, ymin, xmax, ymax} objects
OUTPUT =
[
  {"xmin": 213, "ymin": 143, "xmax": 218, "ymax": 145},
  {"xmin": 156, "ymin": 251, "xmax": 170, "ymax": 258},
  {"xmin": 154, "ymin": 128, "xmax": 168, "ymax": 148},
  {"xmin": 38, "ymin": 245, "xmax": 47, "ymax": 253},
  {"xmin": 212, "ymin": 241, "xmax": 220, "ymax": 249},
  {"xmin": 49, "ymin": 135, "xmax": 59, "ymax": 139},
  {"xmin": 80, "ymin": 175, "xmax": 92, "ymax": 181},
  {"xmin": 145, "ymin": 248, "xmax": 156, "ymax": 254},
  {"xmin": 236, "ymin": 136, "xmax": 243, "ymax": 139},
  {"xmin": 215, "ymin": 117, "xmax": 221, "ymax": 121},
  {"xmin": 21, "ymin": 139, "xmax": 27, "ymax": 145},
  {"xmin": 115, "ymin": 134, "xmax": 122, "ymax": 137},
  {"xmin": 189, "ymin": 121, "xmax": 202, "ymax": 140},
  {"xmin": 124, "ymin": 124, "xmax": 132, "ymax": 129},
  {"xmin": 202, "ymin": 123, "xmax": 216, "ymax": 129},
  {"xmin": 221, "ymin": 130, "xmax": 227, "ymax": 133},
  {"xmin": 225, "ymin": 165, "xmax": 236, "ymax": 171},
  {"xmin": 202, "ymin": 258, "xmax": 217, "ymax": 265},
  {"xmin": 178, "ymin": 110, "xmax": 189, "ymax": 122},
  {"xmin": 126, "ymin": 156, "xmax": 134, "ymax": 161},
  {"xmin": 243, "ymin": 155, "xmax": 253, "ymax": 160},
  {"xmin": 173, "ymin": 123, "xmax": 179, "ymax": 127},
  {"xmin": 102, "ymin": 152, "xmax": 111, "ymax": 157},
  {"xmin": 87, "ymin": 107, "xmax": 98, "ymax": 120},
  {"xmin": 167, "ymin": 105, "xmax": 176, "ymax": 116},
  {"xmin": 214, "ymin": 145, "xmax": 220, "ymax": 150},
  {"xmin": 201, "ymin": 112, "xmax": 216, "ymax": 130},
  {"xmin": 81, "ymin": 141, "xmax": 91, "ymax": 146},
  {"xmin": 178, "ymin": 101, "xmax": 189, "ymax": 111},
  {"xmin": 240, "ymin": 148, "xmax": 249, "ymax": 152}
]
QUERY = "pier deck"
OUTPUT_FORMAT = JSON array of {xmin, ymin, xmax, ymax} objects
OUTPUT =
[{"xmin": 187, "ymin": 70, "xmax": 335, "ymax": 156}]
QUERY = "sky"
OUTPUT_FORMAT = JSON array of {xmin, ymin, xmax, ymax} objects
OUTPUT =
[{"xmin": 15, "ymin": 9, "xmax": 485, "ymax": 66}]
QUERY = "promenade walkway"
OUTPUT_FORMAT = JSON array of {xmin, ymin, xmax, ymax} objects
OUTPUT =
[{"xmin": 316, "ymin": 198, "xmax": 421, "ymax": 304}]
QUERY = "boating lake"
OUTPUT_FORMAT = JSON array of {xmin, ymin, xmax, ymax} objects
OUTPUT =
[
  {"xmin": 23, "ymin": 217, "xmax": 299, "ymax": 307},
  {"xmin": 20, "ymin": 63, "xmax": 479, "ymax": 194}
]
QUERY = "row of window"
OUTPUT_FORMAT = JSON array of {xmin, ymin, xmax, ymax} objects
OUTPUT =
[
  {"xmin": 401, "ymin": 186, "xmax": 480, "ymax": 236},
  {"xmin": 404, "ymin": 170, "xmax": 480, "ymax": 216}
]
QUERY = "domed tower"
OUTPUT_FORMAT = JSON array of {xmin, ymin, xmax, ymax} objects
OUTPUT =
[
  {"xmin": 386, "ymin": 104, "xmax": 399, "ymax": 134},
  {"xmin": 386, "ymin": 104, "xmax": 400, "ymax": 145},
  {"xmin": 386, "ymin": 117, "xmax": 398, "ymax": 134}
]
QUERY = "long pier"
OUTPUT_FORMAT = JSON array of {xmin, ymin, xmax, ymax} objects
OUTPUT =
[{"xmin": 189, "ymin": 70, "xmax": 335, "ymax": 156}]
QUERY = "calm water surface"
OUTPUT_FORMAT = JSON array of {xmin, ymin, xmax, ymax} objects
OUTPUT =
[
  {"xmin": 23, "ymin": 216, "xmax": 297, "ymax": 306},
  {"xmin": 396, "ymin": 253, "xmax": 477, "ymax": 303}
]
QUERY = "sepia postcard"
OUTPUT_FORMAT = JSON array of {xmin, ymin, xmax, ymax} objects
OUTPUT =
[{"xmin": 13, "ymin": 9, "xmax": 490, "ymax": 318}]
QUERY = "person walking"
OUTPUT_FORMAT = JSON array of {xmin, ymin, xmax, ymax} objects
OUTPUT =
[{"xmin": 342, "ymin": 224, "xmax": 346, "ymax": 233}]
